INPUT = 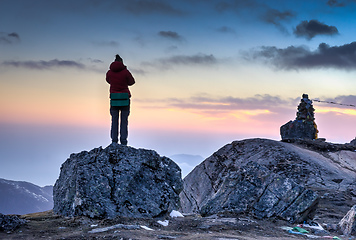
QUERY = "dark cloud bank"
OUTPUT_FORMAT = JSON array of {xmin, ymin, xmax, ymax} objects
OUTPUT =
[
  {"xmin": 251, "ymin": 41, "xmax": 356, "ymax": 70},
  {"xmin": 145, "ymin": 53, "xmax": 218, "ymax": 69},
  {"xmin": 294, "ymin": 20, "xmax": 339, "ymax": 39},
  {"xmin": 2, "ymin": 59, "xmax": 85, "ymax": 70},
  {"xmin": 165, "ymin": 54, "xmax": 217, "ymax": 65},
  {"xmin": 326, "ymin": 0, "xmax": 356, "ymax": 7},
  {"xmin": 158, "ymin": 31, "xmax": 183, "ymax": 41}
]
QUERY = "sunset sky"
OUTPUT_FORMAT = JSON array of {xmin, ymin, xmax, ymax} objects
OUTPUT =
[{"xmin": 1, "ymin": 0, "xmax": 355, "ymax": 186}]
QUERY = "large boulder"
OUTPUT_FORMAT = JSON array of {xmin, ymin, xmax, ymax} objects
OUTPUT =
[
  {"xmin": 53, "ymin": 144, "xmax": 183, "ymax": 219},
  {"xmin": 280, "ymin": 120, "xmax": 316, "ymax": 140},
  {"xmin": 180, "ymin": 138, "xmax": 356, "ymax": 223}
]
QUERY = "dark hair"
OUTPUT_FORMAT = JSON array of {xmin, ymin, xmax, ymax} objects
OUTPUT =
[{"xmin": 115, "ymin": 54, "xmax": 123, "ymax": 62}]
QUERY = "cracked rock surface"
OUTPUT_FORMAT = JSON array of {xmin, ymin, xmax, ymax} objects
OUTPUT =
[
  {"xmin": 180, "ymin": 138, "xmax": 356, "ymax": 223},
  {"xmin": 53, "ymin": 143, "xmax": 183, "ymax": 219}
]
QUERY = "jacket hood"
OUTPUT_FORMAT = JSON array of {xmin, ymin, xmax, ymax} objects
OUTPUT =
[{"xmin": 110, "ymin": 61, "xmax": 126, "ymax": 72}]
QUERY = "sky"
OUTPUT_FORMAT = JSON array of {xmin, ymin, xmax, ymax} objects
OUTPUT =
[{"xmin": 0, "ymin": 0, "xmax": 355, "ymax": 187}]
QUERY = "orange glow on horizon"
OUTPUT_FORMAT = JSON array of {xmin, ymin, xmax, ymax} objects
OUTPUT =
[
  {"xmin": 315, "ymin": 106, "xmax": 356, "ymax": 116},
  {"xmin": 200, "ymin": 102, "xmax": 231, "ymax": 106},
  {"xmin": 130, "ymin": 105, "xmax": 277, "ymax": 136}
]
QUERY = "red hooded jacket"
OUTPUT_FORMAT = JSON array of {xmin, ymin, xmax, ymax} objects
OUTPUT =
[{"xmin": 106, "ymin": 61, "xmax": 135, "ymax": 96}]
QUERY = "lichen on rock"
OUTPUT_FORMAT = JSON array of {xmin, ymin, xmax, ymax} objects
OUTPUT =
[{"xmin": 53, "ymin": 143, "xmax": 183, "ymax": 219}]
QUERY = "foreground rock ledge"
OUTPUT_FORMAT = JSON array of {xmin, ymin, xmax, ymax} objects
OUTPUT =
[
  {"xmin": 53, "ymin": 143, "xmax": 183, "ymax": 219},
  {"xmin": 0, "ymin": 213, "xmax": 26, "ymax": 231},
  {"xmin": 180, "ymin": 138, "xmax": 356, "ymax": 223}
]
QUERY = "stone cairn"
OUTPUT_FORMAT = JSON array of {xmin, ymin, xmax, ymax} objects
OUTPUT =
[
  {"xmin": 296, "ymin": 93, "xmax": 315, "ymax": 122},
  {"xmin": 280, "ymin": 94, "xmax": 318, "ymax": 140}
]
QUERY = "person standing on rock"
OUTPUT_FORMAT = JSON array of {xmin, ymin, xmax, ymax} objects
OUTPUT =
[{"xmin": 106, "ymin": 54, "xmax": 135, "ymax": 145}]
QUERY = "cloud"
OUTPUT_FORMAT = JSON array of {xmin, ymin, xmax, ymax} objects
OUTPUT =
[
  {"xmin": 250, "ymin": 41, "xmax": 356, "ymax": 70},
  {"xmin": 0, "ymin": 32, "xmax": 20, "ymax": 44},
  {"xmin": 158, "ymin": 31, "xmax": 184, "ymax": 41},
  {"xmin": 88, "ymin": 58, "xmax": 104, "ymax": 64},
  {"xmin": 138, "ymin": 94, "xmax": 356, "ymax": 123},
  {"xmin": 2, "ymin": 59, "xmax": 85, "ymax": 70},
  {"xmin": 215, "ymin": 1, "xmax": 295, "ymax": 32},
  {"xmin": 8, "ymin": 32, "xmax": 20, "ymax": 40},
  {"xmin": 168, "ymin": 94, "xmax": 292, "ymax": 112},
  {"xmin": 123, "ymin": 0, "xmax": 185, "ymax": 15},
  {"xmin": 165, "ymin": 54, "xmax": 217, "ymax": 65},
  {"xmin": 92, "ymin": 40, "xmax": 119, "ymax": 47},
  {"xmin": 216, "ymin": 26, "xmax": 236, "ymax": 34},
  {"xmin": 138, "ymin": 94, "xmax": 294, "ymax": 114},
  {"xmin": 133, "ymin": 35, "xmax": 148, "ymax": 47},
  {"xmin": 294, "ymin": 20, "xmax": 339, "ymax": 39},
  {"xmin": 215, "ymin": 0, "xmax": 259, "ymax": 13},
  {"xmin": 314, "ymin": 95, "xmax": 356, "ymax": 108},
  {"xmin": 333, "ymin": 95, "xmax": 356, "ymax": 107},
  {"xmin": 130, "ymin": 68, "xmax": 147, "ymax": 75},
  {"xmin": 327, "ymin": 0, "xmax": 346, "ymax": 7},
  {"xmin": 136, "ymin": 94, "xmax": 304, "ymax": 127},
  {"xmin": 262, "ymin": 9, "xmax": 295, "ymax": 33},
  {"xmin": 145, "ymin": 53, "xmax": 219, "ymax": 69}
]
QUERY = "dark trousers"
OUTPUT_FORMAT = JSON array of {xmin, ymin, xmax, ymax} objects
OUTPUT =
[{"xmin": 110, "ymin": 105, "xmax": 130, "ymax": 145}]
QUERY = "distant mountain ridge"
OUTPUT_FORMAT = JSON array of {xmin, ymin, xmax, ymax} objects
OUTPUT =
[{"xmin": 0, "ymin": 178, "xmax": 53, "ymax": 215}]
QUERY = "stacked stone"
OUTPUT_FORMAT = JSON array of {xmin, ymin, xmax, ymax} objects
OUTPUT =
[
  {"xmin": 280, "ymin": 94, "xmax": 318, "ymax": 140},
  {"xmin": 296, "ymin": 94, "xmax": 315, "ymax": 122}
]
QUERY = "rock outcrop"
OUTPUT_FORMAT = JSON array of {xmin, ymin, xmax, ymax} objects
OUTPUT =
[
  {"xmin": 53, "ymin": 143, "xmax": 183, "ymax": 219},
  {"xmin": 0, "ymin": 213, "xmax": 26, "ymax": 231},
  {"xmin": 180, "ymin": 138, "xmax": 356, "ymax": 223},
  {"xmin": 351, "ymin": 138, "xmax": 356, "ymax": 146}
]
